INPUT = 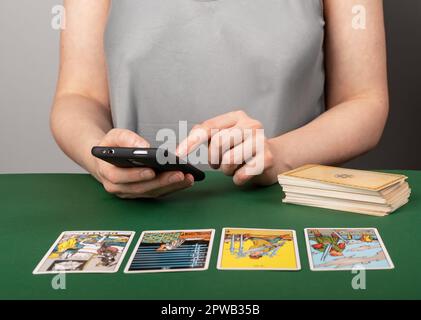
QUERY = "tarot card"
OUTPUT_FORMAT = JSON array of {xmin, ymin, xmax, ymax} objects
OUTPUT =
[
  {"xmin": 281, "ymin": 164, "xmax": 406, "ymax": 191},
  {"xmin": 124, "ymin": 229, "xmax": 215, "ymax": 273},
  {"xmin": 217, "ymin": 228, "xmax": 301, "ymax": 271},
  {"xmin": 33, "ymin": 231, "xmax": 135, "ymax": 274},
  {"xmin": 304, "ymin": 228, "xmax": 394, "ymax": 271}
]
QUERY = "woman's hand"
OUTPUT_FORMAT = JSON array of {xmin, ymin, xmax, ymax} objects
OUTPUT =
[
  {"xmin": 177, "ymin": 111, "xmax": 277, "ymax": 186},
  {"xmin": 94, "ymin": 129, "xmax": 194, "ymax": 198}
]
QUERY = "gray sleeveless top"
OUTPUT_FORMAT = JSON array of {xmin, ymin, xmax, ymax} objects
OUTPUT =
[{"xmin": 105, "ymin": 0, "xmax": 325, "ymax": 145}]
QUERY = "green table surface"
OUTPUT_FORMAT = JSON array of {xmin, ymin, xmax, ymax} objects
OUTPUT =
[{"xmin": 0, "ymin": 171, "xmax": 420, "ymax": 300}]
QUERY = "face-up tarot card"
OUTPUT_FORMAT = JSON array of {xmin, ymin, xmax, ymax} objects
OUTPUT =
[{"xmin": 33, "ymin": 231, "xmax": 135, "ymax": 274}]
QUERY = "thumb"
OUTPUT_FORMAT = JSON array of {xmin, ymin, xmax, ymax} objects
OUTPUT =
[{"xmin": 101, "ymin": 128, "xmax": 150, "ymax": 148}]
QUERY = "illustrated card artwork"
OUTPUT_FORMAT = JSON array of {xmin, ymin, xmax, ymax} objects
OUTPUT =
[
  {"xmin": 33, "ymin": 231, "xmax": 135, "ymax": 274},
  {"xmin": 217, "ymin": 228, "xmax": 301, "ymax": 271},
  {"xmin": 304, "ymin": 228, "xmax": 394, "ymax": 271},
  {"xmin": 125, "ymin": 229, "xmax": 215, "ymax": 273}
]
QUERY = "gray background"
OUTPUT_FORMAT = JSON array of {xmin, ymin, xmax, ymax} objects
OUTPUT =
[{"xmin": 0, "ymin": 0, "xmax": 420, "ymax": 174}]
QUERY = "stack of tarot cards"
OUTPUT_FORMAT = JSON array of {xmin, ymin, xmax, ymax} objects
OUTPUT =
[{"xmin": 278, "ymin": 164, "xmax": 410, "ymax": 216}]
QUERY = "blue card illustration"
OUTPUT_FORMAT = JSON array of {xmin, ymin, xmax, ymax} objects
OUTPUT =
[
  {"xmin": 305, "ymin": 228, "xmax": 394, "ymax": 271},
  {"xmin": 125, "ymin": 229, "xmax": 214, "ymax": 273}
]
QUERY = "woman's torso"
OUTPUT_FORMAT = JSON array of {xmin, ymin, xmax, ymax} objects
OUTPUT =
[{"xmin": 105, "ymin": 0, "xmax": 325, "ymax": 144}]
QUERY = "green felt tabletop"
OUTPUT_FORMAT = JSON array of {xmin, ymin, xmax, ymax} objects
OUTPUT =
[{"xmin": 0, "ymin": 171, "xmax": 420, "ymax": 300}]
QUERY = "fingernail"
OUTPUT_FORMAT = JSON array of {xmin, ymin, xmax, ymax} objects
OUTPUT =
[
  {"xmin": 168, "ymin": 173, "xmax": 183, "ymax": 184},
  {"xmin": 177, "ymin": 145, "xmax": 187, "ymax": 157},
  {"xmin": 233, "ymin": 174, "xmax": 245, "ymax": 186},
  {"xmin": 141, "ymin": 170, "xmax": 155, "ymax": 180}
]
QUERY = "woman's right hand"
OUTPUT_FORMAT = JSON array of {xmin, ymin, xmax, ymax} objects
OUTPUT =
[{"xmin": 93, "ymin": 129, "xmax": 194, "ymax": 199}]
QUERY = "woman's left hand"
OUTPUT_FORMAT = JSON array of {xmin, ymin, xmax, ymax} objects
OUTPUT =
[{"xmin": 176, "ymin": 110, "xmax": 277, "ymax": 186}]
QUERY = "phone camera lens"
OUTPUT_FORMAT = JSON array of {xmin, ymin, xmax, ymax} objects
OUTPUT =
[{"xmin": 102, "ymin": 149, "xmax": 114, "ymax": 155}]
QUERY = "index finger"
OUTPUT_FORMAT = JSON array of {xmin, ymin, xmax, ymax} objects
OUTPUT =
[
  {"xmin": 177, "ymin": 111, "xmax": 241, "ymax": 156},
  {"xmin": 100, "ymin": 128, "xmax": 150, "ymax": 148}
]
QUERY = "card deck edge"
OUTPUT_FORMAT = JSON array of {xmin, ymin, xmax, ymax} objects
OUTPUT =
[
  {"xmin": 216, "ymin": 227, "xmax": 301, "ymax": 271},
  {"xmin": 123, "ymin": 229, "xmax": 216, "ymax": 274},
  {"xmin": 33, "ymin": 230, "xmax": 136, "ymax": 275},
  {"xmin": 279, "ymin": 164, "xmax": 407, "ymax": 192},
  {"xmin": 304, "ymin": 227, "xmax": 394, "ymax": 272}
]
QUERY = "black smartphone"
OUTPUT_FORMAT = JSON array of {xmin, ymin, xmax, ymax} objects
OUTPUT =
[{"xmin": 91, "ymin": 146, "xmax": 205, "ymax": 181}]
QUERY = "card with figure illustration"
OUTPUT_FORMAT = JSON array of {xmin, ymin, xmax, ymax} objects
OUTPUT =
[
  {"xmin": 33, "ymin": 231, "xmax": 135, "ymax": 274},
  {"xmin": 304, "ymin": 228, "xmax": 394, "ymax": 271},
  {"xmin": 217, "ymin": 228, "xmax": 301, "ymax": 270},
  {"xmin": 124, "ymin": 229, "xmax": 215, "ymax": 273}
]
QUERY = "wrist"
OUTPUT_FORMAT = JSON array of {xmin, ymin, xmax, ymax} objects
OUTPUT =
[
  {"xmin": 80, "ymin": 137, "xmax": 104, "ymax": 179},
  {"xmin": 267, "ymin": 137, "xmax": 295, "ymax": 175}
]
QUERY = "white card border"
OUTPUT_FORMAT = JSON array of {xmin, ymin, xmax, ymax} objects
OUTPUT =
[
  {"xmin": 216, "ymin": 227, "xmax": 301, "ymax": 271},
  {"xmin": 124, "ymin": 229, "xmax": 215, "ymax": 274},
  {"xmin": 33, "ymin": 230, "xmax": 135, "ymax": 274},
  {"xmin": 304, "ymin": 227, "xmax": 395, "ymax": 271}
]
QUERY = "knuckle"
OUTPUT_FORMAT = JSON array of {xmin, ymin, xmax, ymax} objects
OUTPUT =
[
  {"xmin": 234, "ymin": 110, "xmax": 246, "ymax": 117},
  {"xmin": 103, "ymin": 181, "xmax": 118, "ymax": 194},
  {"xmin": 266, "ymin": 150, "xmax": 274, "ymax": 163},
  {"xmin": 110, "ymin": 128, "xmax": 122, "ymax": 134},
  {"xmin": 106, "ymin": 170, "xmax": 119, "ymax": 184},
  {"xmin": 191, "ymin": 124, "xmax": 209, "ymax": 136},
  {"xmin": 134, "ymin": 185, "xmax": 146, "ymax": 195},
  {"xmin": 97, "ymin": 165, "xmax": 106, "ymax": 179},
  {"xmin": 117, "ymin": 129, "xmax": 131, "ymax": 141},
  {"xmin": 192, "ymin": 124, "xmax": 202, "ymax": 131},
  {"xmin": 246, "ymin": 119, "xmax": 262, "ymax": 129},
  {"xmin": 109, "ymin": 128, "xmax": 124, "ymax": 138},
  {"xmin": 158, "ymin": 173, "xmax": 170, "ymax": 187},
  {"xmin": 252, "ymin": 120, "xmax": 263, "ymax": 129},
  {"xmin": 200, "ymin": 121, "xmax": 213, "ymax": 131},
  {"xmin": 221, "ymin": 164, "xmax": 234, "ymax": 176},
  {"xmin": 106, "ymin": 128, "xmax": 117, "ymax": 137}
]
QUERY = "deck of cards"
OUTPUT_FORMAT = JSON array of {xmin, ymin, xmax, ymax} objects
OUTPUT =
[
  {"xmin": 33, "ymin": 227, "xmax": 394, "ymax": 274},
  {"xmin": 278, "ymin": 164, "xmax": 411, "ymax": 216}
]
